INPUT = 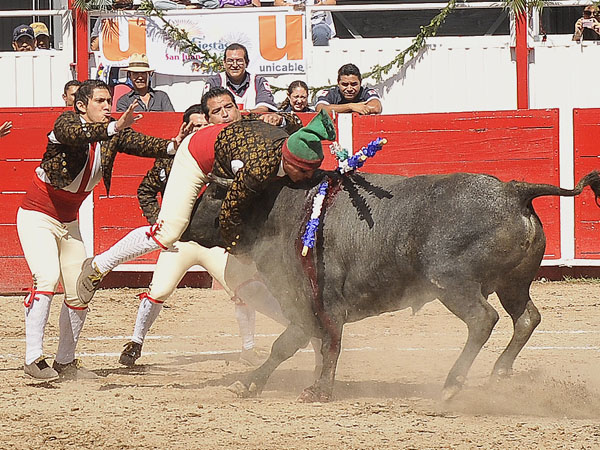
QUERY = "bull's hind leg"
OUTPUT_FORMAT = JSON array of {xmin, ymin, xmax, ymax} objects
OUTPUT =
[
  {"xmin": 437, "ymin": 281, "xmax": 499, "ymax": 401},
  {"xmin": 228, "ymin": 323, "xmax": 310, "ymax": 398},
  {"xmin": 492, "ymin": 283, "xmax": 541, "ymax": 379}
]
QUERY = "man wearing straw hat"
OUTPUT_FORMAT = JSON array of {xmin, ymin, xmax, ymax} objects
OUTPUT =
[{"xmin": 116, "ymin": 53, "xmax": 175, "ymax": 113}]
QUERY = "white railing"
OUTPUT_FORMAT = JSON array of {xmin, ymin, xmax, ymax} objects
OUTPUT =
[{"xmin": 0, "ymin": 9, "xmax": 73, "ymax": 107}]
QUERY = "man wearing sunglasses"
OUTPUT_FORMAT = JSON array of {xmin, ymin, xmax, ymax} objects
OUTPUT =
[{"xmin": 203, "ymin": 43, "xmax": 277, "ymax": 113}]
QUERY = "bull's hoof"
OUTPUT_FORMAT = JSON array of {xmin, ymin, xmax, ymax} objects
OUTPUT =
[
  {"xmin": 491, "ymin": 366, "xmax": 513, "ymax": 380},
  {"xmin": 297, "ymin": 387, "xmax": 331, "ymax": 403},
  {"xmin": 441, "ymin": 384, "xmax": 461, "ymax": 402},
  {"xmin": 227, "ymin": 380, "xmax": 260, "ymax": 398}
]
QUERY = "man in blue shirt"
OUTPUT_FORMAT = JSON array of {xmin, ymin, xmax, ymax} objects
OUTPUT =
[{"xmin": 315, "ymin": 63, "xmax": 382, "ymax": 115}]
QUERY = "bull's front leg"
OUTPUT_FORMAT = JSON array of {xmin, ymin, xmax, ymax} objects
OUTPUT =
[
  {"xmin": 228, "ymin": 323, "xmax": 310, "ymax": 398},
  {"xmin": 298, "ymin": 323, "xmax": 343, "ymax": 403}
]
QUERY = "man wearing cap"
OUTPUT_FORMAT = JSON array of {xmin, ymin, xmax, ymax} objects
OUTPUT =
[
  {"xmin": 76, "ymin": 98, "xmax": 336, "ymax": 305},
  {"xmin": 30, "ymin": 22, "xmax": 51, "ymax": 50},
  {"xmin": 116, "ymin": 53, "xmax": 174, "ymax": 112},
  {"xmin": 12, "ymin": 24, "xmax": 35, "ymax": 52}
]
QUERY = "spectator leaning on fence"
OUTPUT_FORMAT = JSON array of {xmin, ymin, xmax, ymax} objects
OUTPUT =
[
  {"xmin": 315, "ymin": 63, "xmax": 382, "ymax": 115},
  {"xmin": 116, "ymin": 53, "xmax": 175, "ymax": 112},
  {"xmin": 12, "ymin": 25, "xmax": 35, "ymax": 52},
  {"xmin": 279, "ymin": 80, "xmax": 314, "ymax": 113},
  {"xmin": 204, "ymin": 43, "xmax": 277, "ymax": 112}
]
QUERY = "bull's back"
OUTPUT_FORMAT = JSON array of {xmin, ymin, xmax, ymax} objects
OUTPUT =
[
  {"xmin": 317, "ymin": 172, "xmax": 545, "ymax": 319},
  {"xmin": 252, "ymin": 172, "xmax": 546, "ymax": 324}
]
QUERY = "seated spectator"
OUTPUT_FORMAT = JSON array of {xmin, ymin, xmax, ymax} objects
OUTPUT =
[
  {"xmin": 112, "ymin": 0, "xmax": 135, "ymax": 8},
  {"xmin": 279, "ymin": 80, "xmax": 314, "ymax": 112},
  {"xmin": 0, "ymin": 121, "xmax": 12, "ymax": 138},
  {"xmin": 272, "ymin": 0, "xmax": 336, "ymax": 46},
  {"xmin": 62, "ymin": 80, "xmax": 81, "ymax": 107},
  {"xmin": 151, "ymin": 0, "xmax": 258, "ymax": 8},
  {"xmin": 30, "ymin": 22, "xmax": 51, "ymax": 50},
  {"xmin": 116, "ymin": 53, "xmax": 175, "ymax": 112},
  {"xmin": 12, "ymin": 25, "xmax": 35, "ymax": 52},
  {"xmin": 150, "ymin": 0, "xmax": 201, "ymax": 8},
  {"xmin": 204, "ymin": 43, "xmax": 277, "ymax": 113},
  {"xmin": 315, "ymin": 63, "xmax": 382, "ymax": 115},
  {"xmin": 572, "ymin": 5, "xmax": 600, "ymax": 41},
  {"xmin": 90, "ymin": 19, "xmax": 102, "ymax": 52}
]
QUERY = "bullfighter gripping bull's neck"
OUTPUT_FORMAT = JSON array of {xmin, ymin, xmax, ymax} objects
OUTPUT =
[{"xmin": 190, "ymin": 169, "xmax": 600, "ymax": 403}]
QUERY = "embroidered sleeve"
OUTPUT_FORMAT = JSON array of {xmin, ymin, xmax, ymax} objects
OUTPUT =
[
  {"xmin": 137, "ymin": 158, "xmax": 171, "ymax": 224},
  {"xmin": 278, "ymin": 112, "xmax": 303, "ymax": 134},
  {"xmin": 53, "ymin": 111, "xmax": 110, "ymax": 145},
  {"xmin": 218, "ymin": 137, "xmax": 281, "ymax": 251},
  {"xmin": 115, "ymin": 128, "xmax": 171, "ymax": 159}
]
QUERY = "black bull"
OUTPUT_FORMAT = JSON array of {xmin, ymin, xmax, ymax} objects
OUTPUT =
[{"xmin": 182, "ymin": 170, "xmax": 600, "ymax": 402}]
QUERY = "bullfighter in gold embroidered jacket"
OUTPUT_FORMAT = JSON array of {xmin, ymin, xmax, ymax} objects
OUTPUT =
[
  {"xmin": 76, "ymin": 87, "xmax": 334, "ymax": 308},
  {"xmin": 124, "ymin": 106, "xmax": 303, "ymax": 368},
  {"xmin": 136, "ymin": 112, "xmax": 301, "ymax": 225},
  {"xmin": 17, "ymin": 79, "xmax": 185, "ymax": 381}
]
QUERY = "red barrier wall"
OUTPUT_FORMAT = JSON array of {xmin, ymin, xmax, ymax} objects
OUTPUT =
[
  {"xmin": 353, "ymin": 110, "xmax": 561, "ymax": 259},
  {"xmin": 574, "ymin": 108, "xmax": 600, "ymax": 259},
  {"xmin": 0, "ymin": 108, "xmax": 563, "ymax": 293},
  {"xmin": 0, "ymin": 108, "xmax": 69, "ymax": 292}
]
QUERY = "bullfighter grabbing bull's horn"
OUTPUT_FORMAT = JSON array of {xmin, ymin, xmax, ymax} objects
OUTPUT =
[{"xmin": 189, "ymin": 168, "xmax": 600, "ymax": 402}]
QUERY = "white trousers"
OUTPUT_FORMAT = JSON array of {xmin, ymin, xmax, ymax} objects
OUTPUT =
[
  {"xmin": 17, "ymin": 208, "xmax": 87, "ymax": 307},
  {"xmin": 17, "ymin": 208, "xmax": 88, "ymax": 364},
  {"xmin": 94, "ymin": 136, "xmax": 209, "ymax": 273}
]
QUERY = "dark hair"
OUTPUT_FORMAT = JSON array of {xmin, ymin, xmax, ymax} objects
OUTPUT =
[
  {"xmin": 183, "ymin": 103, "xmax": 203, "ymax": 124},
  {"xmin": 74, "ymin": 79, "xmax": 110, "ymax": 114},
  {"xmin": 337, "ymin": 63, "xmax": 362, "ymax": 82},
  {"xmin": 279, "ymin": 80, "xmax": 309, "ymax": 111},
  {"xmin": 201, "ymin": 87, "xmax": 236, "ymax": 117},
  {"xmin": 224, "ymin": 43, "xmax": 249, "ymax": 64},
  {"xmin": 63, "ymin": 80, "xmax": 82, "ymax": 95}
]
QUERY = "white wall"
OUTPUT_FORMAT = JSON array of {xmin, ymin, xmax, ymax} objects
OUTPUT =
[
  {"xmin": 150, "ymin": 35, "xmax": 518, "ymax": 114},
  {"xmin": 0, "ymin": 10, "xmax": 73, "ymax": 107}
]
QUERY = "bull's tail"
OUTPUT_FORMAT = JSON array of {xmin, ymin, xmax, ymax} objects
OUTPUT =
[{"xmin": 512, "ymin": 170, "xmax": 600, "ymax": 206}]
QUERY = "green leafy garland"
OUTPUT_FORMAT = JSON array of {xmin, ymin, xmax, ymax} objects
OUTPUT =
[
  {"xmin": 73, "ymin": 0, "xmax": 113, "ymax": 11},
  {"xmin": 73, "ymin": 0, "xmax": 543, "ymax": 93},
  {"xmin": 364, "ymin": 0, "xmax": 456, "ymax": 84},
  {"xmin": 136, "ymin": 0, "xmax": 223, "ymax": 72}
]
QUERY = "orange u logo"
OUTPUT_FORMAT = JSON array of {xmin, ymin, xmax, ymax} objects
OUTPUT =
[
  {"xmin": 101, "ymin": 18, "xmax": 147, "ymax": 62},
  {"xmin": 259, "ymin": 15, "xmax": 303, "ymax": 61}
]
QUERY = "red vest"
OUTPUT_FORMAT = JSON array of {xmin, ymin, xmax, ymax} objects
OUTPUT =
[
  {"xmin": 21, "ymin": 144, "xmax": 97, "ymax": 223},
  {"xmin": 187, "ymin": 124, "xmax": 229, "ymax": 174}
]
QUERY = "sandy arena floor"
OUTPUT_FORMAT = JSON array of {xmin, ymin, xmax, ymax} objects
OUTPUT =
[{"xmin": 1, "ymin": 280, "xmax": 600, "ymax": 449}]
